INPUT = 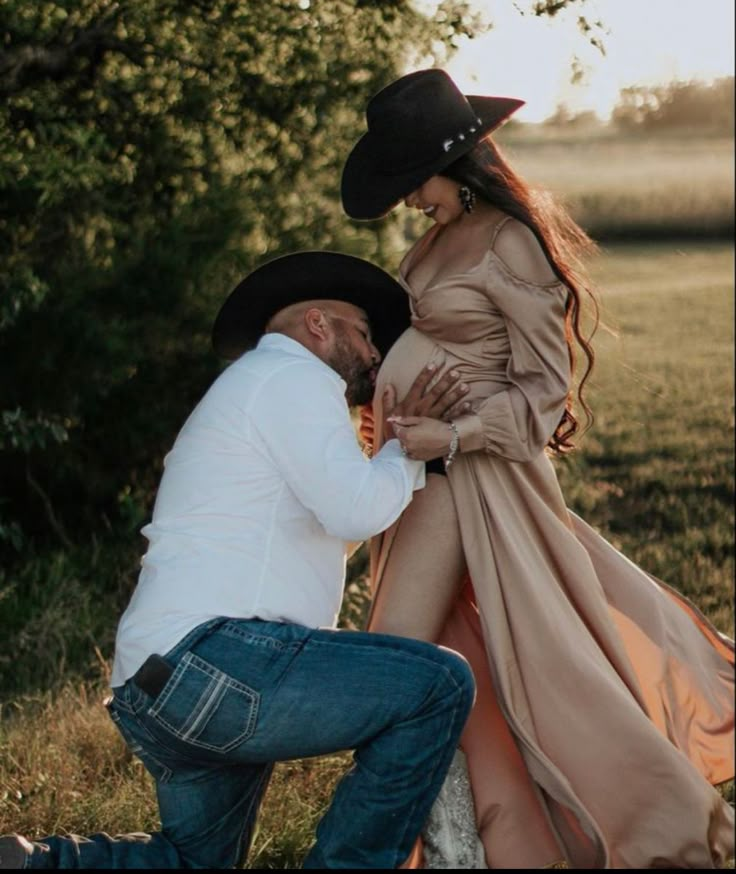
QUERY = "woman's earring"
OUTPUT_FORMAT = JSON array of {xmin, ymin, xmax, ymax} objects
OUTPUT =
[{"xmin": 458, "ymin": 185, "xmax": 476, "ymax": 214}]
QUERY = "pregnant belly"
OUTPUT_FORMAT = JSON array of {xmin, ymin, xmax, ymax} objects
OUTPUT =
[
  {"xmin": 372, "ymin": 327, "xmax": 507, "ymax": 440},
  {"xmin": 374, "ymin": 326, "xmax": 446, "ymax": 403}
]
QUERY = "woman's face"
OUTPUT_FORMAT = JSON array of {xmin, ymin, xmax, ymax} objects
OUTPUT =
[{"xmin": 404, "ymin": 175, "xmax": 463, "ymax": 225}]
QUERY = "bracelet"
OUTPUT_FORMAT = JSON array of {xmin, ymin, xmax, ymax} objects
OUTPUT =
[{"xmin": 444, "ymin": 420, "xmax": 460, "ymax": 470}]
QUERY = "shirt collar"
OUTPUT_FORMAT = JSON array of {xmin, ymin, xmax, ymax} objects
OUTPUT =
[{"xmin": 255, "ymin": 332, "xmax": 346, "ymax": 390}]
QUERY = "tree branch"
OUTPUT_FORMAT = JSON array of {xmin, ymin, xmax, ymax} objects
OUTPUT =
[
  {"xmin": 0, "ymin": 6, "xmax": 142, "ymax": 97},
  {"xmin": 25, "ymin": 465, "xmax": 73, "ymax": 550}
]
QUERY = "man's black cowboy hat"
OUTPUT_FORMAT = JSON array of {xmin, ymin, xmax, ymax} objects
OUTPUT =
[
  {"xmin": 212, "ymin": 251, "xmax": 411, "ymax": 360},
  {"xmin": 341, "ymin": 68, "xmax": 524, "ymax": 220}
]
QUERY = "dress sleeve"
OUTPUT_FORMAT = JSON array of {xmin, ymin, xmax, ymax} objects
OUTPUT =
[{"xmin": 453, "ymin": 253, "xmax": 571, "ymax": 463}]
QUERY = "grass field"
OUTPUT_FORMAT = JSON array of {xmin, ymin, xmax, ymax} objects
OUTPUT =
[
  {"xmin": 560, "ymin": 241, "xmax": 735, "ymax": 635},
  {"xmin": 0, "ymin": 240, "xmax": 732, "ymax": 867},
  {"xmin": 498, "ymin": 130, "xmax": 735, "ymax": 239}
]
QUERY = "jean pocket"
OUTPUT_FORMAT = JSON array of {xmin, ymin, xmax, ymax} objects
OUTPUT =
[{"xmin": 147, "ymin": 651, "xmax": 260, "ymax": 754}]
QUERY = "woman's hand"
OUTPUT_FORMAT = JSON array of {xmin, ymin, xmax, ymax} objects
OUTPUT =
[
  {"xmin": 382, "ymin": 363, "xmax": 469, "ymax": 445},
  {"xmin": 389, "ymin": 416, "xmax": 456, "ymax": 461}
]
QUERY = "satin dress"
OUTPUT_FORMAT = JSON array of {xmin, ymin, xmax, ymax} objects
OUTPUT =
[{"xmin": 368, "ymin": 216, "xmax": 734, "ymax": 869}]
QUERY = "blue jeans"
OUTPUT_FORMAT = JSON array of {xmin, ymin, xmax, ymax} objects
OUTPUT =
[{"xmin": 22, "ymin": 617, "xmax": 475, "ymax": 869}]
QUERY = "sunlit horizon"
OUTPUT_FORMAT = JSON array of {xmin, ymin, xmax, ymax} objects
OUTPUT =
[{"xmin": 413, "ymin": 0, "xmax": 735, "ymax": 122}]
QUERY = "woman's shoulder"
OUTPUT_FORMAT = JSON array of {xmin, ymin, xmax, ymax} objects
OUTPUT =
[{"xmin": 489, "ymin": 216, "xmax": 558, "ymax": 287}]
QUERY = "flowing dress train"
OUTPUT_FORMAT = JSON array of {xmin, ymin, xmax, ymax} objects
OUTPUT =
[{"xmin": 369, "ymin": 217, "xmax": 734, "ymax": 869}]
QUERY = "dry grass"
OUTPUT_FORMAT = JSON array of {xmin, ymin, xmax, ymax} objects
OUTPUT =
[
  {"xmin": 0, "ymin": 684, "xmax": 159, "ymax": 838},
  {"xmin": 0, "ymin": 681, "xmax": 351, "ymax": 869}
]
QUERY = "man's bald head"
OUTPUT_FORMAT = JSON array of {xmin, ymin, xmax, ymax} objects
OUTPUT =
[
  {"xmin": 265, "ymin": 299, "xmax": 369, "ymax": 339},
  {"xmin": 265, "ymin": 299, "xmax": 379, "ymax": 406}
]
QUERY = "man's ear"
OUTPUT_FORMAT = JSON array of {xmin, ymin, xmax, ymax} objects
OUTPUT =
[{"xmin": 303, "ymin": 307, "xmax": 330, "ymax": 341}]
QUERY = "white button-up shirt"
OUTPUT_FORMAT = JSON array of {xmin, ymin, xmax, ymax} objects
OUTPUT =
[{"xmin": 111, "ymin": 333, "xmax": 425, "ymax": 686}]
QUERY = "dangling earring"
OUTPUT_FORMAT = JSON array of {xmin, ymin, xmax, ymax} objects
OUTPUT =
[{"xmin": 458, "ymin": 185, "xmax": 476, "ymax": 214}]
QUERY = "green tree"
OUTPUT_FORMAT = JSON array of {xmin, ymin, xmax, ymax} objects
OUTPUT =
[
  {"xmin": 611, "ymin": 77, "xmax": 735, "ymax": 134},
  {"xmin": 0, "ymin": 0, "xmax": 602, "ymax": 553},
  {"xmin": 0, "ymin": 0, "xmax": 596, "ymax": 693},
  {"xmin": 0, "ymin": 0, "xmax": 481, "ymax": 554}
]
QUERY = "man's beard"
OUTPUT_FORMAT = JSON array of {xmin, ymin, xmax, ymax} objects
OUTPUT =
[{"xmin": 328, "ymin": 331, "xmax": 374, "ymax": 407}]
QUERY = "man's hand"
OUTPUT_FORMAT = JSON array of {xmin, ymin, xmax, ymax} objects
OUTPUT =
[{"xmin": 382, "ymin": 363, "xmax": 469, "ymax": 445}]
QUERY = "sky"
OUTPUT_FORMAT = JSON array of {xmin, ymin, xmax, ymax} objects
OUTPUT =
[{"xmin": 416, "ymin": 0, "xmax": 735, "ymax": 122}]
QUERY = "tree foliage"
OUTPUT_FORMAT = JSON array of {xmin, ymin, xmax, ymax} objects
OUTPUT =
[
  {"xmin": 611, "ymin": 77, "xmax": 735, "ymax": 134},
  {"xmin": 0, "ymin": 0, "xmax": 483, "ymax": 555},
  {"xmin": 0, "ymin": 0, "xmax": 601, "ymax": 564},
  {"xmin": 0, "ymin": 0, "xmax": 613, "ymax": 696}
]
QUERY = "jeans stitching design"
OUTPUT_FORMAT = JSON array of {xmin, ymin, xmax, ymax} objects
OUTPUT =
[
  {"xmin": 180, "ymin": 672, "xmax": 225, "ymax": 741},
  {"xmin": 127, "ymin": 739, "xmax": 174, "ymax": 783},
  {"xmin": 107, "ymin": 701, "xmax": 174, "ymax": 783},
  {"xmin": 148, "ymin": 652, "xmax": 260, "ymax": 753},
  {"xmin": 220, "ymin": 621, "xmax": 301, "ymax": 650}
]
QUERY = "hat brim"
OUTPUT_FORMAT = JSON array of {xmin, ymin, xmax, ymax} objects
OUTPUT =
[
  {"xmin": 212, "ymin": 251, "xmax": 411, "ymax": 360},
  {"xmin": 342, "ymin": 95, "xmax": 524, "ymax": 220}
]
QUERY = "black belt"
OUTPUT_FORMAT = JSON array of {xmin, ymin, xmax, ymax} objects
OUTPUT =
[{"xmin": 425, "ymin": 457, "xmax": 447, "ymax": 476}]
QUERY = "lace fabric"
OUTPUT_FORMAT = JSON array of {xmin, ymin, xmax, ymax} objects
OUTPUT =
[
  {"xmin": 422, "ymin": 748, "xmax": 487, "ymax": 869},
  {"xmin": 421, "ymin": 748, "xmax": 571, "ymax": 869}
]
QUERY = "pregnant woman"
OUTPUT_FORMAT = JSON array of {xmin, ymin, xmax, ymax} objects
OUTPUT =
[{"xmin": 341, "ymin": 69, "xmax": 734, "ymax": 869}]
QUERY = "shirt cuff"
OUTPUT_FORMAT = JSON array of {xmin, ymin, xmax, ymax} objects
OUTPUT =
[{"xmin": 380, "ymin": 439, "xmax": 426, "ymax": 491}]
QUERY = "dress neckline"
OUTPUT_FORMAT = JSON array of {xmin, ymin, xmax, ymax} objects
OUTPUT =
[
  {"xmin": 398, "ymin": 212, "xmax": 512, "ymax": 299},
  {"xmin": 398, "ymin": 223, "xmax": 444, "ymax": 295}
]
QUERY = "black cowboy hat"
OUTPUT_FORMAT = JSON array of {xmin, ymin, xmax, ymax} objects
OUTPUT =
[
  {"xmin": 212, "ymin": 251, "xmax": 411, "ymax": 360},
  {"xmin": 341, "ymin": 68, "xmax": 524, "ymax": 220}
]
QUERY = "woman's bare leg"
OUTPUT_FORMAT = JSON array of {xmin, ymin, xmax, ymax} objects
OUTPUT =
[
  {"xmin": 371, "ymin": 474, "xmax": 474, "ymax": 870},
  {"xmin": 373, "ymin": 475, "xmax": 563, "ymax": 868},
  {"xmin": 369, "ymin": 474, "xmax": 466, "ymax": 643}
]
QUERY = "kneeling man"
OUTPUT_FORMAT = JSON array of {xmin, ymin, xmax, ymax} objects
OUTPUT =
[{"xmin": 1, "ymin": 252, "xmax": 474, "ymax": 870}]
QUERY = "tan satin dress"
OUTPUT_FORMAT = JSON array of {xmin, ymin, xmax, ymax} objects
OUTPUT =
[{"xmin": 368, "ymin": 216, "xmax": 735, "ymax": 869}]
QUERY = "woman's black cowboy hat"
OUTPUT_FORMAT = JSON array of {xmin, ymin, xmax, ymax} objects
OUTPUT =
[
  {"xmin": 212, "ymin": 251, "xmax": 411, "ymax": 360},
  {"xmin": 341, "ymin": 68, "xmax": 524, "ymax": 220}
]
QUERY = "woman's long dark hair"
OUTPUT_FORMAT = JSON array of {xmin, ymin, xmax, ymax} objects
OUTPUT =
[{"xmin": 443, "ymin": 138, "xmax": 599, "ymax": 454}]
